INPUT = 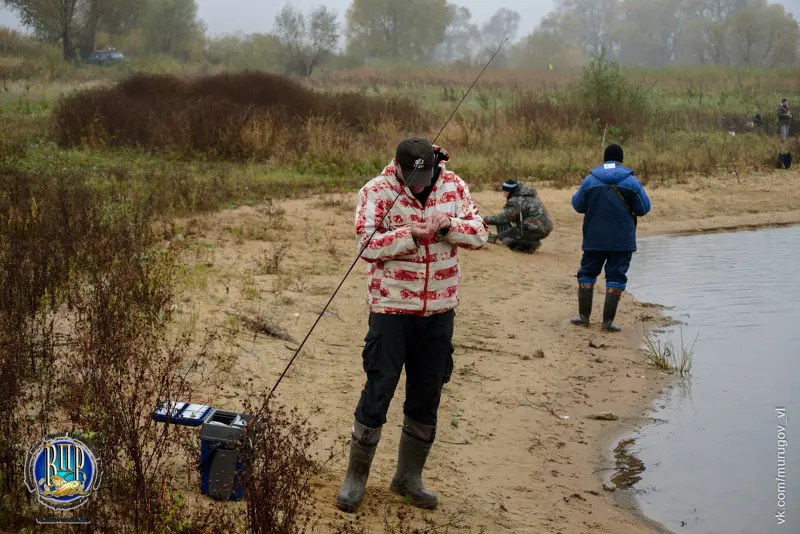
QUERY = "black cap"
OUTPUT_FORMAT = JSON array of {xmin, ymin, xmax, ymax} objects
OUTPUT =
[
  {"xmin": 604, "ymin": 144, "xmax": 624, "ymax": 164},
  {"xmin": 395, "ymin": 136, "xmax": 436, "ymax": 186}
]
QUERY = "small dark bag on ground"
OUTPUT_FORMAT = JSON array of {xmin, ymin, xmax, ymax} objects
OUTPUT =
[{"xmin": 778, "ymin": 152, "xmax": 792, "ymax": 169}]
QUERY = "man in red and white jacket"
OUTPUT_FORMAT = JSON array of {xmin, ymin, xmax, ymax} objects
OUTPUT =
[{"xmin": 336, "ymin": 136, "xmax": 488, "ymax": 513}]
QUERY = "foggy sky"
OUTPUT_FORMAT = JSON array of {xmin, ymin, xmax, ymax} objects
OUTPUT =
[
  {"xmin": 196, "ymin": 0, "xmax": 554, "ymax": 38},
  {"xmin": 1, "ymin": 0, "xmax": 799, "ymax": 42},
  {"xmin": 0, "ymin": 0, "xmax": 554, "ymax": 39}
]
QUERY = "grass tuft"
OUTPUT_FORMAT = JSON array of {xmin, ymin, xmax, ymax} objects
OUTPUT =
[{"xmin": 640, "ymin": 322, "xmax": 697, "ymax": 377}]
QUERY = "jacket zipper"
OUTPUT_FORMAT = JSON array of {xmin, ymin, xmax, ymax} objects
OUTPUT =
[
  {"xmin": 410, "ymin": 177, "xmax": 435, "ymax": 316},
  {"xmin": 422, "ymin": 243, "xmax": 430, "ymax": 315},
  {"xmin": 420, "ymin": 193, "xmax": 430, "ymax": 315}
]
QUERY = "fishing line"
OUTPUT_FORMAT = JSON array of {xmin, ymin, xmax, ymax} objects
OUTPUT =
[
  {"xmin": 472, "ymin": 197, "xmax": 496, "ymax": 216},
  {"xmin": 246, "ymin": 37, "xmax": 510, "ymax": 429}
]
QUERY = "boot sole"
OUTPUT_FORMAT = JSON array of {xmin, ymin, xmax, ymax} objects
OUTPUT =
[
  {"xmin": 335, "ymin": 498, "xmax": 360, "ymax": 513},
  {"xmin": 390, "ymin": 483, "xmax": 439, "ymax": 509}
]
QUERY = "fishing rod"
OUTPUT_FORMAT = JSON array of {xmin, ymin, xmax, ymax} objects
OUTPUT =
[{"xmin": 244, "ymin": 37, "xmax": 511, "ymax": 432}]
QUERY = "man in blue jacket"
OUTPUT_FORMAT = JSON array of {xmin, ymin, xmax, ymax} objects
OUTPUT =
[{"xmin": 570, "ymin": 144, "xmax": 651, "ymax": 332}]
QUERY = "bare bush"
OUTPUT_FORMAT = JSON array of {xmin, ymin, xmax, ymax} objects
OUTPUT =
[
  {"xmin": 238, "ymin": 400, "xmax": 325, "ymax": 534},
  {"xmin": 258, "ymin": 241, "xmax": 291, "ymax": 275}
]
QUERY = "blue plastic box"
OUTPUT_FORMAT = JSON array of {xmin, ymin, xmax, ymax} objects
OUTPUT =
[
  {"xmin": 151, "ymin": 401, "xmax": 213, "ymax": 427},
  {"xmin": 198, "ymin": 409, "xmax": 252, "ymax": 501}
]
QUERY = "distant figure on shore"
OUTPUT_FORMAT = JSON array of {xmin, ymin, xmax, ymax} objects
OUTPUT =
[
  {"xmin": 744, "ymin": 113, "xmax": 762, "ymax": 131},
  {"xmin": 777, "ymin": 98, "xmax": 792, "ymax": 141},
  {"xmin": 483, "ymin": 180, "xmax": 553, "ymax": 254},
  {"xmin": 569, "ymin": 144, "xmax": 651, "ymax": 332}
]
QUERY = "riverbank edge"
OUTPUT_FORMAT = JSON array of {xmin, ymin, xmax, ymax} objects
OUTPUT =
[
  {"xmin": 638, "ymin": 209, "xmax": 800, "ymax": 238},
  {"xmin": 593, "ymin": 216, "xmax": 800, "ymax": 534}
]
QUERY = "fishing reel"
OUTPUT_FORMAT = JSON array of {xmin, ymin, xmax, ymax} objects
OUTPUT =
[{"xmin": 431, "ymin": 146, "xmax": 450, "ymax": 183}]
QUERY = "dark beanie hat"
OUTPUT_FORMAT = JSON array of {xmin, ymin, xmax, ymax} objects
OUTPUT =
[
  {"xmin": 604, "ymin": 144, "xmax": 624, "ymax": 164},
  {"xmin": 502, "ymin": 179, "xmax": 519, "ymax": 194}
]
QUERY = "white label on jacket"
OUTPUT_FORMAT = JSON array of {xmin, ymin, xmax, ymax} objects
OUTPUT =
[{"xmin": 604, "ymin": 163, "xmax": 616, "ymax": 169}]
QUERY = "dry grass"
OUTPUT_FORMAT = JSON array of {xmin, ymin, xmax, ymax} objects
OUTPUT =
[
  {"xmin": 640, "ymin": 322, "xmax": 697, "ymax": 377},
  {"xmin": 32, "ymin": 63, "xmax": 797, "ymax": 190},
  {"xmin": 52, "ymin": 71, "xmax": 426, "ymax": 161},
  {"xmin": 257, "ymin": 241, "xmax": 292, "ymax": 275}
]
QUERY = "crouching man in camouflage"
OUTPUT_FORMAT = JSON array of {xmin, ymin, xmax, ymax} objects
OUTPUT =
[{"xmin": 484, "ymin": 179, "xmax": 553, "ymax": 254}]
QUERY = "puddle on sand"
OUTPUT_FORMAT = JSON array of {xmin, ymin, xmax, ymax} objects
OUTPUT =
[
  {"xmin": 611, "ymin": 438, "xmax": 646, "ymax": 490},
  {"xmin": 616, "ymin": 225, "xmax": 800, "ymax": 534}
]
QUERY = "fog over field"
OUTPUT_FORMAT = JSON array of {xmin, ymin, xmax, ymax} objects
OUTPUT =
[{"xmin": 2, "ymin": 1, "xmax": 553, "ymax": 38}]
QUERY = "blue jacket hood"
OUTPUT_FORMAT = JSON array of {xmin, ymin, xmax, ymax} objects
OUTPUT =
[{"xmin": 589, "ymin": 162, "xmax": 633, "ymax": 185}]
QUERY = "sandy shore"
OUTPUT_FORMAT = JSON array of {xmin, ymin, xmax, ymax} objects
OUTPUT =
[{"xmin": 172, "ymin": 169, "xmax": 800, "ymax": 533}]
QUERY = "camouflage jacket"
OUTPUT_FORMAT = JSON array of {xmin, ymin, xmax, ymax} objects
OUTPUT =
[{"xmin": 484, "ymin": 184, "xmax": 553, "ymax": 236}]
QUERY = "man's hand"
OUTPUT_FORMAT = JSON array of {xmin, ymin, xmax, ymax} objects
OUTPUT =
[
  {"xmin": 428, "ymin": 212, "xmax": 451, "ymax": 231},
  {"xmin": 410, "ymin": 222, "xmax": 434, "ymax": 238}
]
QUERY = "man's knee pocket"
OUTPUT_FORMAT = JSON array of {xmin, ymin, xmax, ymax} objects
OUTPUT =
[
  {"xmin": 361, "ymin": 330, "xmax": 381, "ymax": 374},
  {"xmin": 361, "ymin": 331, "xmax": 402, "ymax": 392},
  {"xmin": 442, "ymin": 342, "xmax": 454, "ymax": 385}
]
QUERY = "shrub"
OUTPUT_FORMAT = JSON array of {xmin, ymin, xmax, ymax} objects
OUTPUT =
[
  {"xmin": 578, "ymin": 49, "xmax": 649, "ymax": 131},
  {"xmin": 239, "ymin": 402, "xmax": 322, "ymax": 534},
  {"xmin": 0, "ymin": 140, "xmax": 334, "ymax": 532},
  {"xmin": 52, "ymin": 71, "xmax": 426, "ymax": 161}
]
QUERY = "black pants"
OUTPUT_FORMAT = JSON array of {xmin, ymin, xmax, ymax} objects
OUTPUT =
[
  {"xmin": 498, "ymin": 224, "xmax": 544, "ymax": 252},
  {"xmin": 354, "ymin": 311, "xmax": 455, "ymax": 429},
  {"xmin": 577, "ymin": 250, "xmax": 633, "ymax": 291}
]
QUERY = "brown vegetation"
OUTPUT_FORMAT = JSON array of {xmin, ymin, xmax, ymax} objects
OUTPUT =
[
  {"xmin": 53, "ymin": 71, "xmax": 425, "ymax": 161},
  {"xmin": 0, "ymin": 155, "xmax": 323, "ymax": 532},
  {"xmin": 43, "ymin": 62, "xmax": 798, "ymax": 190}
]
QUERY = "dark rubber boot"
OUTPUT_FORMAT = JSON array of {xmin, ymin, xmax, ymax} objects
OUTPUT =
[
  {"xmin": 570, "ymin": 283, "xmax": 594, "ymax": 326},
  {"xmin": 335, "ymin": 420, "xmax": 381, "ymax": 513},
  {"xmin": 497, "ymin": 223, "xmax": 513, "ymax": 235},
  {"xmin": 390, "ymin": 416, "xmax": 438, "ymax": 509},
  {"xmin": 514, "ymin": 240, "xmax": 541, "ymax": 254},
  {"xmin": 601, "ymin": 289, "xmax": 622, "ymax": 332}
]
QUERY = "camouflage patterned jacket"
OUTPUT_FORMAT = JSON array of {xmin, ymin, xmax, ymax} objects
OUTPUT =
[{"xmin": 484, "ymin": 184, "xmax": 553, "ymax": 236}]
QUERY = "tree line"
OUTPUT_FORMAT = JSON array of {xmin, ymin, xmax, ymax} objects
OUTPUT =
[
  {"xmin": 2, "ymin": 0, "xmax": 204, "ymax": 61},
  {"xmin": 526, "ymin": 0, "xmax": 800, "ymax": 70},
  {"xmin": 2, "ymin": 0, "xmax": 798, "ymax": 74}
]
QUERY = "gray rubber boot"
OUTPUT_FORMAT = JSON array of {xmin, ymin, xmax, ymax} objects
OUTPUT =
[
  {"xmin": 570, "ymin": 283, "xmax": 594, "ymax": 326},
  {"xmin": 390, "ymin": 416, "xmax": 438, "ymax": 509},
  {"xmin": 601, "ymin": 289, "xmax": 622, "ymax": 332},
  {"xmin": 335, "ymin": 419, "xmax": 381, "ymax": 513}
]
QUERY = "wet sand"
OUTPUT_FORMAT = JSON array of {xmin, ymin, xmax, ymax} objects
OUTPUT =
[{"xmin": 172, "ymin": 169, "xmax": 800, "ymax": 532}]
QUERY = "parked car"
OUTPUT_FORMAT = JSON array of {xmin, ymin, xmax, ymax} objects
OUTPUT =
[{"xmin": 87, "ymin": 49, "xmax": 125, "ymax": 66}]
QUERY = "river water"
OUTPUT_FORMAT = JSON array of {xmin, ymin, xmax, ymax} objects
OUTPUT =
[{"xmin": 621, "ymin": 225, "xmax": 799, "ymax": 534}]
